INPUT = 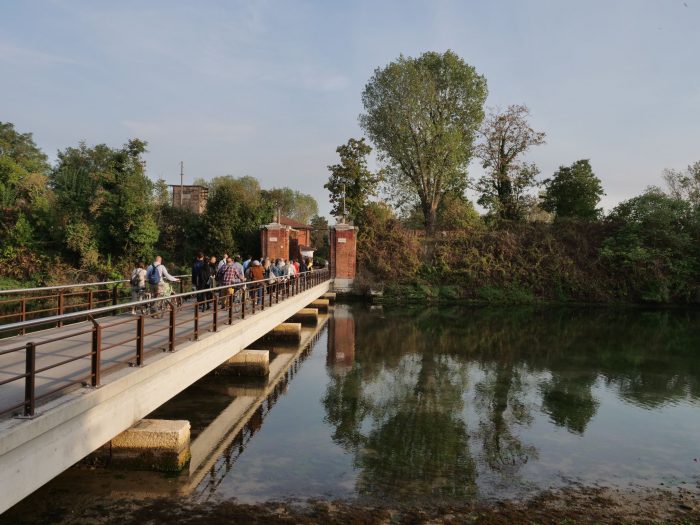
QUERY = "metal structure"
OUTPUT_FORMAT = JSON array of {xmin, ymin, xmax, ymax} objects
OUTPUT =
[
  {"xmin": 0, "ymin": 276, "xmax": 191, "ymax": 330},
  {"xmin": 0, "ymin": 269, "xmax": 330, "ymax": 418}
]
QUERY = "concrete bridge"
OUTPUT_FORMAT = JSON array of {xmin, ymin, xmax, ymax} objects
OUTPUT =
[{"xmin": 0, "ymin": 271, "xmax": 334, "ymax": 513}]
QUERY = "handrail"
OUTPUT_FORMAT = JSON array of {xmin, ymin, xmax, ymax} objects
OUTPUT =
[
  {"xmin": 0, "ymin": 275, "xmax": 191, "ymax": 295},
  {"xmin": 0, "ymin": 270, "xmax": 327, "ymax": 335},
  {"xmin": 0, "ymin": 268, "xmax": 331, "ymax": 418}
]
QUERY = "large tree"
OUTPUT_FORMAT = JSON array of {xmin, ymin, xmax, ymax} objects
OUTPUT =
[
  {"xmin": 203, "ymin": 175, "xmax": 274, "ymax": 255},
  {"xmin": 0, "ymin": 122, "xmax": 52, "ymax": 246},
  {"xmin": 261, "ymin": 187, "xmax": 318, "ymax": 224},
  {"xmin": 50, "ymin": 139, "xmax": 158, "ymax": 265},
  {"xmin": 541, "ymin": 159, "xmax": 604, "ymax": 221},
  {"xmin": 475, "ymin": 105, "xmax": 545, "ymax": 221},
  {"xmin": 325, "ymin": 137, "xmax": 382, "ymax": 223},
  {"xmin": 663, "ymin": 161, "xmax": 700, "ymax": 206},
  {"xmin": 359, "ymin": 50, "xmax": 487, "ymax": 234}
]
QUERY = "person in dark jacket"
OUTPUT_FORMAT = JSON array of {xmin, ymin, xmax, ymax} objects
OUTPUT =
[{"xmin": 192, "ymin": 252, "xmax": 210, "ymax": 311}]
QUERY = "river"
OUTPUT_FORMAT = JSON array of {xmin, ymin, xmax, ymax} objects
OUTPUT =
[{"xmin": 3, "ymin": 303, "xmax": 700, "ymax": 523}]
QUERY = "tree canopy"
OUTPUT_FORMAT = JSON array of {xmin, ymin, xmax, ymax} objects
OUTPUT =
[
  {"xmin": 360, "ymin": 50, "xmax": 487, "ymax": 234},
  {"xmin": 325, "ymin": 137, "xmax": 382, "ymax": 223},
  {"xmin": 261, "ymin": 187, "xmax": 318, "ymax": 224},
  {"xmin": 541, "ymin": 159, "xmax": 604, "ymax": 221},
  {"xmin": 475, "ymin": 105, "xmax": 545, "ymax": 221}
]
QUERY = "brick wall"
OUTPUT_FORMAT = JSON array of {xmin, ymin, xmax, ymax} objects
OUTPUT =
[
  {"xmin": 330, "ymin": 224, "xmax": 357, "ymax": 281},
  {"xmin": 260, "ymin": 226, "xmax": 289, "ymax": 261}
]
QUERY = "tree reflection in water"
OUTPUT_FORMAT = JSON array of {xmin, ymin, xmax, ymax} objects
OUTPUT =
[{"xmin": 322, "ymin": 305, "xmax": 700, "ymax": 500}]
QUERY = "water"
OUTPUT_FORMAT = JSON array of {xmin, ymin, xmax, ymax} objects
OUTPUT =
[{"xmin": 4, "ymin": 304, "xmax": 700, "ymax": 519}]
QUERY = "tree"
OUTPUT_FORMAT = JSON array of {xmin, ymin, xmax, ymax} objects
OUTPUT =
[
  {"xmin": 261, "ymin": 187, "xmax": 318, "ymax": 224},
  {"xmin": 309, "ymin": 215, "xmax": 330, "ymax": 260},
  {"xmin": 325, "ymin": 138, "xmax": 382, "ymax": 223},
  {"xmin": 50, "ymin": 139, "xmax": 159, "ymax": 265},
  {"xmin": 541, "ymin": 160, "xmax": 604, "ymax": 221},
  {"xmin": 202, "ymin": 176, "xmax": 274, "ymax": 256},
  {"xmin": 602, "ymin": 187, "xmax": 700, "ymax": 302},
  {"xmin": 0, "ymin": 122, "xmax": 52, "ymax": 247},
  {"xmin": 475, "ymin": 105, "xmax": 545, "ymax": 221},
  {"xmin": 360, "ymin": 50, "xmax": 487, "ymax": 235},
  {"xmin": 663, "ymin": 161, "xmax": 700, "ymax": 206}
]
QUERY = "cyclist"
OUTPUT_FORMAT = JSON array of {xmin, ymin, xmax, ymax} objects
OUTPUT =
[{"xmin": 146, "ymin": 256, "xmax": 180, "ymax": 300}]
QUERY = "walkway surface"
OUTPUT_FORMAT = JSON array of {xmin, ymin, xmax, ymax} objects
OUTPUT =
[{"xmin": 1, "ymin": 300, "xmax": 220, "ymax": 417}]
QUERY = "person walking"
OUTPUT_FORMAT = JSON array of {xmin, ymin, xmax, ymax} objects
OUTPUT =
[
  {"xmin": 129, "ymin": 261, "xmax": 147, "ymax": 314},
  {"xmin": 248, "ymin": 259, "xmax": 265, "ymax": 304},
  {"xmin": 192, "ymin": 252, "xmax": 210, "ymax": 311},
  {"xmin": 146, "ymin": 256, "xmax": 180, "ymax": 298}
]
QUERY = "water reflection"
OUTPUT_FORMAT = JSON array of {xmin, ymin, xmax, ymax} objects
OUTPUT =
[{"xmin": 323, "ymin": 305, "xmax": 700, "ymax": 500}]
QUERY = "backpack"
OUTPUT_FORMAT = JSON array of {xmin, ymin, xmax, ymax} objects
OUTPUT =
[
  {"xmin": 130, "ymin": 269, "xmax": 141, "ymax": 287},
  {"xmin": 147, "ymin": 264, "xmax": 161, "ymax": 285}
]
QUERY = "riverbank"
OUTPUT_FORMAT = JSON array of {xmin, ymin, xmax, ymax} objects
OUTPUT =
[{"xmin": 3, "ymin": 485, "xmax": 699, "ymax": 524}]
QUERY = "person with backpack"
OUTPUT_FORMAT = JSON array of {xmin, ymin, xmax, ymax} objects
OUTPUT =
[
  {"xmin": 146, "ymin": 255, "xmax": 180, "ymax": 299},
  {"xmin": 192, "ymin": 252, "xmax": 210, "ymax": 311},
  {"xmin": 129, "ymin": 261, "xmax": 147, "ymax": 314}
]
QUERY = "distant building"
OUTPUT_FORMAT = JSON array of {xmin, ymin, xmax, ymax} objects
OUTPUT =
[{"xmin": 170, "ymin": 185, "xmax": 209, "ymax": 214}]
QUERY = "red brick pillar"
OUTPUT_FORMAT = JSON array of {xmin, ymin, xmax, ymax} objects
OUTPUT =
[
  {"xmin": 329, "ymin": 223, "xmax": 357, "ymax": 291},
  {"xmin": 260, "ymin": 223, "xmax": 290, "ymax": 261}
]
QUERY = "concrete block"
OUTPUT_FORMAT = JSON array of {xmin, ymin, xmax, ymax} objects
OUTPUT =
[
  {"xmin": 308, "ymin": 298, "xmax": 330, "ymax": 312},
  {"xmin": 110, "ymin": 419, "xmax": 190, "ymax": 472},
  {"xmin": 271, "ymin": 322, "xmax": 302, "ymax": 342},
  {"xmin": 218, "ymin": 349, "xmax": 270, "ymax": 377},
  {"xmin": 289, "ymin": 308, "xmax": 318, "ymax": 325},
  {"xmin": 322, "ymin": 292, "xmax": 337, "ymax": 303}
]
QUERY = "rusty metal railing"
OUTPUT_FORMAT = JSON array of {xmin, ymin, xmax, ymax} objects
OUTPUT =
[
  {"xmin": 0, "ymin": 275, "xmax": 191, "ymax": 331},
  {"xmin": 0, "ymin": 269, "xmax": 330, "ymax": 419}
]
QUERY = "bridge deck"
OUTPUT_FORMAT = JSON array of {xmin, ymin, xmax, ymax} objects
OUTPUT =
[{"xmin": 0, "ymin": 301, "xmax": 219, "ymax": 418}]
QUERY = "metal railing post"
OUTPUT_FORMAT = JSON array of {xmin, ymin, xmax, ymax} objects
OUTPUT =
[
  {"xmin": 91, "ymin": 323, "xmax": 102, "ymax": 387},
  {"xmin": 111, "ymin": 285, "xmax": 118, "ymax": 315},
  {"xmin": 58, "ymin": 291, "xmax": 65, "ymax": 327},
  {"xmin": 228, "ymin": 292, "xmax": 233, "ymax": 325},
  {"xmin": 136, "ymin": 315, "xmax": 145, "ymax": 366},
  {"xmin": 20, "ymin": 299, "xmax": 26, "ymax": 335},
  {"xmin": 24, "ymin": 342, "xmax": 36, "ymax": 417},
  {"xmin": 212, "ymin": 296, "xmax": 218, "ymax": 331},
  {"xmin": 242, "ymin": 289, "xmax": 246, "ymax": 319},
  {"xmin": 194, "ymin": 304, "xmax": 199, "ymax": 340},
  {"xmin": 169, "ymin": 301, "xmax": 176, "ymax": 352}
]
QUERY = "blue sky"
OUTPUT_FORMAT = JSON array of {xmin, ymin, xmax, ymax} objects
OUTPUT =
[{"xmin": 1, "ymin": 0, "xmax": 698, "ymax": 217}]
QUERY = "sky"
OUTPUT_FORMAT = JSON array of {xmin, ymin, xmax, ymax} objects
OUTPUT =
[{"xmin": 1, "ymin": 0, "xmax": 698, "ymax": 218}]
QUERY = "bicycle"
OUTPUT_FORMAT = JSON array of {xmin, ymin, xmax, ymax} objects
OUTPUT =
[{"xmin": 150, "ymin": 282, "xmax": 181, "ymax": 318}]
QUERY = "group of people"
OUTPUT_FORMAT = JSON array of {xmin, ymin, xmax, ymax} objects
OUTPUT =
[
  {"xmin": 191, "ymin": 252, "xmax": 315, "ymax": 311},
  {"xmin": 129, "ymin": 252, "xmax": 316, "ymax": 313}
]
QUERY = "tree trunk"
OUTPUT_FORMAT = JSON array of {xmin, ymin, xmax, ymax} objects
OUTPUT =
[{"xmin": 422, "ymin": 201, "xmax": 438, "ymax": 237}]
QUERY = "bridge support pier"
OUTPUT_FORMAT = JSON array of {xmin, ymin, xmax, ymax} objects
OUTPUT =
[
  {"xmin": 308, "ymin": 299, "xmax": 330, "ymax": 312},
  {"xmin": 218, "ymin": 349, "xmax": 270, "ymax": 377},
  {"xmin": 289, "ymin": 308, "xmax": 319, "ymax": 325},
  {"xmin": 110, "ymin": 419, "xmax": 191, "ymax": 472},
  {"xmin": 271, "ymin": 322, "xmax": 302, "ymax": 342},
  {"xmin": 322, "ymin": 292, "xmax": 336, "ymax": 303}
]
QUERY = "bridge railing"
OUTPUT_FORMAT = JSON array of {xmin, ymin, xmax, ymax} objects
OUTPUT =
[
  {"xmin": 0, "ymin": 275, "xmax": 192, "ymax": 329},
  {"xmin": 0, "ymin": 268, "xmax": 330, "ymax": 419}
]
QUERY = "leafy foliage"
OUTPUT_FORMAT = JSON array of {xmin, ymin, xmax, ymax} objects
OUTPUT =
[
  {"xmin": 360, "ymin": 50, "xmax": 487, "ymax": 233},
  {"xmin": 325, "ymin": 138, "xmax": 382, "ymax": 223},
  {"xmin": 261, "ymin": 187, "xmax": 318, "ymax": 224},
  {"xmin": 541, "ymin": 160, "xmax": 604, "ymax": 221},
  {"xmin": 475, "ymin": 105, "xmax": 545, "ymax": 221}
]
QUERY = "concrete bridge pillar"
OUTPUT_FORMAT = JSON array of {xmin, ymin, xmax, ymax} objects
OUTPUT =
[
  {"xmin": 329, "ymin": 223, "xmax": 357, "ymax": 291},
  {"xmin": 110, "ymin": 419, "xmax": 191, "ymax": 472},
  {"xmin": 218, "ymin": 349, "xmax": 270, "ymax": 377}
]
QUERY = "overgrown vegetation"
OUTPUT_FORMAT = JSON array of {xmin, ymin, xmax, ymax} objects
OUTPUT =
[{"xmin": 0, "ymin": 122, "xmax": 327, "ymax": 286}]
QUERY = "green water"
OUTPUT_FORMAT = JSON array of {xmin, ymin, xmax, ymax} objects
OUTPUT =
[
  {"xmin": 3, "ymin": 304, "xmax": 700, "ymax": 519},
  {"xmin": 212, "ymin": 304, "xmax": 700, "ymax": 503}
]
